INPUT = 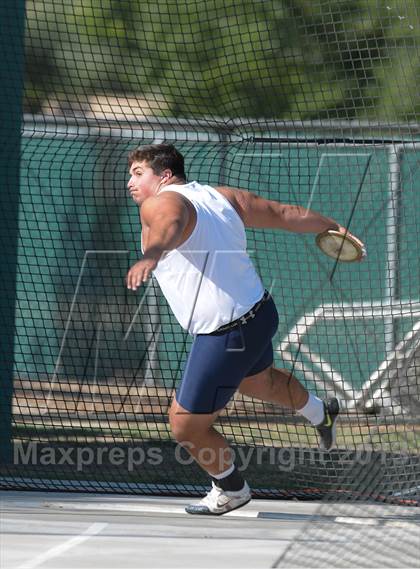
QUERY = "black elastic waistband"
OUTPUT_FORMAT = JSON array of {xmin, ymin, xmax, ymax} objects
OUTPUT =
[{"xmin": 209, "ymin": 290, "xmax": 271, "ymax": 335}]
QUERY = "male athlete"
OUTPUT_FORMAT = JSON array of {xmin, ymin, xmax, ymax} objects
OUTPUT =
[{"xmin": 126, "ymin": 143, "xmax": 362, "ymax": 515}]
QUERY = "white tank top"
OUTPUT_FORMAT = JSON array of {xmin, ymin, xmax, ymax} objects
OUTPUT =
[{"xmin": 150, "ymin": 181, "xmax": 264, "ymax": 334}]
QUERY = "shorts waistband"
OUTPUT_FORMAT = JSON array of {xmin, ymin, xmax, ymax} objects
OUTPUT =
[{"xmin": 209, "ymin": 290, "xmax": 271, "ymax": 335}]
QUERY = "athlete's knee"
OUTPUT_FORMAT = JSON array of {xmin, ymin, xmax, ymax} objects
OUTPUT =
[
  {"xmin": 169, "ymin": 403, "xmax": 214, "ymax": 442},
  {"xmin": 170, "ymin": 417, "xmax": 203, "ymax": 443},
  {"xmin": 169, "ymin": 408, "xmax": 196, "ymax": 442},
  {"xmin": 169, "ymin": 413, "xmax": 188, "ymax": 442}
]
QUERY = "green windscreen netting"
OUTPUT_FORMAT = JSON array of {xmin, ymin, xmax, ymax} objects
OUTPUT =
[{"xmin": 0, "ymin": 0, "xmax": 419, "ymax": 506}]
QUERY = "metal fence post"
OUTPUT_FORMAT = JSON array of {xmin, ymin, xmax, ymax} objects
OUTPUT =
[{"xmin": 0, "ymin": 0, "xmax": 26, "ymax": 464}]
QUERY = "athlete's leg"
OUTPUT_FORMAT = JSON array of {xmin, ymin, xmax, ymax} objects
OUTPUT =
[
  {"xmin": 238, "ymin": 365, "xmax": 309, "ymax": 410},
  {"xmin": 238, "ymin": 365, "xmax": 339, "ymax": 450},
  {"xmin": 169, "ymin": 397, "xmax": 232, "ymax": 476},
  {"xmin": 169, "ymin": 395, "xmax": 251, "ymax": 515}
]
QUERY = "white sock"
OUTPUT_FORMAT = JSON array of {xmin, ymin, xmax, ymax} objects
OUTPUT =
[
  {"xmin": 212, "ymin": 463, "xmax": 235, "ymax": 480},
  {"xmin": 298, "ymin": 393, "xmax": 325, "ymax": 426}
]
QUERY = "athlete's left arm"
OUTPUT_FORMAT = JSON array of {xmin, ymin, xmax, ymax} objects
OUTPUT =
[
  {"xmin": 215, "ymin": 185, "xmax": 343, "ymax": 234},
  {"xmin": 126, "ymin": 194, "xmax": 190, "ymax": 290}
]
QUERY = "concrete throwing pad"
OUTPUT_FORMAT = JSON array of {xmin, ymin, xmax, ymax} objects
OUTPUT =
[{"xmin": 1, "ymin": 491, "xmax": 419, "ymax": 568}]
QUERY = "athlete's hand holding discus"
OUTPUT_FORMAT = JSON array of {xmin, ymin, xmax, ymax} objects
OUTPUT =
[{"xmin": 316, "ymin": 224, "xmax": 367, "ymax": 262}]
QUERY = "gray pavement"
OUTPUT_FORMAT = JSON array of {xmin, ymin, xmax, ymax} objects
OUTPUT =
[{"xmin": 1, "ymin": 491, "xmax": 419, "ymax": 568}]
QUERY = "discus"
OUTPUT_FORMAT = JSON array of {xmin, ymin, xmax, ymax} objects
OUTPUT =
[{"xmin": 316, "ymin": 229, "xmax": 366, "ymax": 262}]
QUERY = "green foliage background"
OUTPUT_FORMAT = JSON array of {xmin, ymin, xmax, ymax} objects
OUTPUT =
[{"xmin": 23, "ymin": 0, "xmax": 420, "ymax": 121}]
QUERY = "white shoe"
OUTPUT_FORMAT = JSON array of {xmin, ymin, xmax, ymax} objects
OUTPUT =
[{"xmin": 185, "ymin": 481, "xmax": 251, "ymax": 515}]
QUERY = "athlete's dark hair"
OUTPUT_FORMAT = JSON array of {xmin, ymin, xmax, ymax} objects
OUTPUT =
[{"xmin": 128, "ymin": 143, "xmax": 186, "ymax": 181}]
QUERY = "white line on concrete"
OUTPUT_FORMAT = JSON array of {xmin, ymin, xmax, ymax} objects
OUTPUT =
[
  {"xmin": 17, "ymin": 522, "xmax": 108, "ymax": 569},
  {"xmin": 335, "ymin": 516, "xmax": 418, "ymax": 528},
  {"xmin": 335, "ymin": 516, "xmax": 379, "ymax": 526}
]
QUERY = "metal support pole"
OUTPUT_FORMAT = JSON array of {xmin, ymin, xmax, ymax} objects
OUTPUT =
[
  {"xmin": 384, "ymin": 145, "xmax": 402, "ymax": 352},
  {"xmin": 0, "ymin": 0, "xmax": 26, "ymax": 464}
]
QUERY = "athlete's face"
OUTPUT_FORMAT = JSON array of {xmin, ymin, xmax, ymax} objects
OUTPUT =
[{"xmin": 127, "ymin": 160, "xmax": 162, "ymax": 205}]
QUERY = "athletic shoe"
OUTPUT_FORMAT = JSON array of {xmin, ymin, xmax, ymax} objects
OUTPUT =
[
  {"xmin": 185, "ymin": 481, "xmax": 252, "ymax": 515},
  {"xmin": 316, "ymin": 397, "xmax": 340, "ymax": 451}
]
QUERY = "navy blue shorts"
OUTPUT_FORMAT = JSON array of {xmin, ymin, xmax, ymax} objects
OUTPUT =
[{"xmin": 176, "ymin": 294, "xmax": 279, "ymax": 414}]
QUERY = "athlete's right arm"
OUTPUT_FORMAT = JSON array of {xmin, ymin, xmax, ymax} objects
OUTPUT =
[
  {"xmin": 215, "ymin": 185, "xmax": 342, "ymax": 234},
  {"xmin": 126, "ymin": 194, "xmax": 190, "ymax": 290},
  {"xmin": 141, "ymin": 194, "xmax": 191, "ymax": 259}
]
